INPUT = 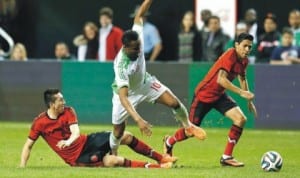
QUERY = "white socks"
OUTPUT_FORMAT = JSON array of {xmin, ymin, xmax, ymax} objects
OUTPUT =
[
  {"xmin": 172, "ymin": 102, "xmax": 189, "ymax": 127},
  {"xmin": 109, "ymin": 132, "xmax": 121, "ymax": 152}
]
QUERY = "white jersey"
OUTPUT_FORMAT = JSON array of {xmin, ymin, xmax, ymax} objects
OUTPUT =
[{"xmin": 112, "ymin": 24, "xmax": 148, "ymax": 94}]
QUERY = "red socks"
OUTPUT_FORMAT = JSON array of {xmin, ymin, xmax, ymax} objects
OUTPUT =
[
  {"xmin": 224, "ymin": 125, "xmax": 243, "ymax": 156},
  {"xmin": 128, "ymin": 136, "xmax": 162, "ymax": 162},
  {"xmin": 167, "ymin": 128, "xmax": 188, "ymax": 146},
  {"xmin": 123, "ymin": 159, "xmax": 160, "ymax": 168}
]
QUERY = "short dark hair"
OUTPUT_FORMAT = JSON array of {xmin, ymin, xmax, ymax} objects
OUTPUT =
[
  {"xmin": 99, "ymin": 7, "xmax": 113, "ymax": 19},
  {"xmin": 208, "ymin": 15, "xmax": 220, "ymax": 23},
  {"xmin": 235, "ymin": 33, "xmax": 254, "ymax": 43},
  {"xmin": 282, "ymin": 27, "xmax": 294, "ymax": 36},
  {"xmin": 122, "ymin": 30, "xmax": 139, "ymax": 47},
  {"xmin": 44, "ymin": 88, "xmax": 60, "ymax": 108},
  {"xmin": 264, "ymin": 13, "xmax": 277, "ymax": 23}
]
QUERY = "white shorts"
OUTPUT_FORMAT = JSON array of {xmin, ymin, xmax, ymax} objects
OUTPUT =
[{"xmin": 112, "ymin": 76, "xmax": 170, "ymax": 124}]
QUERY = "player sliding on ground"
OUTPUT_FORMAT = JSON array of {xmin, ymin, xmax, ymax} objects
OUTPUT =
[
  {"xmin": 20, "ymin": 89, "xmax": 176, "ymax": 168},
  {"xmin": 163, "ymin": 33, "xmax": 258, "ymax": 167},
  {"xmin": 110, "ymin": 0, "xmax": 206, "ymax": 156}
]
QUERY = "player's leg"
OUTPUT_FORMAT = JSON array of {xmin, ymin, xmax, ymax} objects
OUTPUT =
[
  {"xmin": 215, "ymin": 94, "xmax": 246, "ymax": 167},
  {"xmin": 155, "ymin": 90, "xmax": 189, "ymax": 126},
  {"xmin": 157, "ymin": 91, "xmax": 206, "ymax": 140},
  {"xmin": 102, "ymin": 155, "xmax": 173, "ymax": 168},
  {"xmin": 163, "ymin": 96, "xmax": 212, "ymax": 155},
  {"xmin": 110, "ymin": 122, "xmax": 126, "ymax": 155},
  {"xmin": 120, "ymin": 131, "xmax": 177, "ymax": 163},
  {"xmin": 143, "ymin": 77, "xmax": 206, "ymax": 140},
  {"xmin": 111, "ymin": 93, "xmax": 143, "ymax": 155}
]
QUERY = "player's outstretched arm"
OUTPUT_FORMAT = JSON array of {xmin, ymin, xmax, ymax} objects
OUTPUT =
[
  {"xmin": 134, "ymin": 0, "xmax": 153, "ymax": 25},
  {"xmin": 119, "ymin": 87, "xmax": 152, "ymax": 136},
  {"xmin": 238, "ymin": 74, "xmax": 258, "ymax": 118},
  {"xmin": 20, "ymin": 138, "xmax": 35, "ymax": 168},
  {"xmin": 56, "ymin": 124, "xmax": 80, "ymax": 149}
]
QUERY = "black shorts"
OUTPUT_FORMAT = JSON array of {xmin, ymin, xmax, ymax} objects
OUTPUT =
[
  {"xmin": 189, "ymin": 93, "xmax": 237, "ymax": 126},
  {"xmin": 76, "ymin": 131, "xmax": 111, "ymax": 164}
]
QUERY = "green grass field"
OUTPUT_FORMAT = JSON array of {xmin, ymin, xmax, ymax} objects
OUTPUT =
[{"xmin": 0, "ymin": 122, "xmax": 299, "ymax": 178}]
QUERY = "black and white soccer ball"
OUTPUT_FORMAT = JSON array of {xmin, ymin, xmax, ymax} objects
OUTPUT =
[{"xmin": 261, "ymin": 151, "xmax": 283, "ymax": 172}]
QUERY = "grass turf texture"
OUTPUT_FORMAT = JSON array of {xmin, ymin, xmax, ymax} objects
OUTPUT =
[{"xmin": 0, "ymin": 122, "xmax": 299, "ymax": 178}]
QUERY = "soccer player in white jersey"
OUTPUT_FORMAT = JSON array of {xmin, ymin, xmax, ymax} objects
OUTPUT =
[{"xmin": 110, "ymin": 0, "xmax": 206, "ymax": 155}]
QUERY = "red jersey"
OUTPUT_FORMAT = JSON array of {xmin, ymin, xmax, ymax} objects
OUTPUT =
[
  {"xmin": 105, "ymin": 26, "xmax": 123, "ymax": 61},
  {"xmin": 28, "ymin": 107, "xmax": 87, "ymax": 166},
  {"xmin": 195, "ymin": 48, "xmax": 248, "ymax": 103}
]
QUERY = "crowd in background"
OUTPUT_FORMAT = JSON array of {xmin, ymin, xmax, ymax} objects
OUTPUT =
[{"xmin": 0, "ymin": 1, "xmax": 300, "ymax": 65}]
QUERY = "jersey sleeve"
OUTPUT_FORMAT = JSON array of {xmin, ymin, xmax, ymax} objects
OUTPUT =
[
  {"xmin": 114, "ymin": 58, "xmax": 130, "ymax": 90},
  {"xmin": 132, "ymin": 24, "xmax": 144, "ymax": 52},
  {"xmin": 67, "ymin": 107, "xmax": 78, "ymax": 125},
  {"xmin": 28, "ymin": 119, "xmax": 41, "ymax": 141},
  {"xmin": 219, "ymin": 49, "xmax": 235, "ymax": 73}
]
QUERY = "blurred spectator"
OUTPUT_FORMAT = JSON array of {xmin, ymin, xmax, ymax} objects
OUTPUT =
[
  {"xmin": 54, "ymin": 42, "xmax": 75, "ymax": 60},
  {"xmin": 199, "ymin": 9, "xmax": 212, "ymax": 33},
  {"xmin": 270, "ymin": 27, "xmax": 300, "ymax": 65},
  {"xmin": 10, "ymin": 42, "xmax": 27, "ymax": 61},
  {"xmin": 288, "ymin": 9, "xmax": 300, "ymax": 46},
  {"xmin": 244, "ymin": 8, "xmax": 262, "ymax": 43},
  {"xmin": 130, "ymin": 5, "xmax": 162, "ymax": 62},
  {"xmin": 225, "ymin": 21, "xmax": 248, "ymax": 49},
  {"xmin": 98, "ymin": 7, "xmax": 123, "ymax": 62},
  {"xmin": 0, "ymin": 27, "xmax": 14, "ymax": 60},
  {"xmin": 256, "ymin": 13, "xmax": 281, "ymax": 63},
  {"xmin": 225, "ymin": 22, "xmax": 257, "ymax": 64},
  {"xmin": 176, "ymin": 11, "xmax": 201, "ymax": 62},
  {"xmin": 73, "ymin": 21, "xmax": 99, "ymax": 61},
  {"xmin": 201, "ymin": 15, "xmax": 230, "ymax": 62}
]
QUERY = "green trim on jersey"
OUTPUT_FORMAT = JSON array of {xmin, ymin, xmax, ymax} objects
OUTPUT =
[
  {"xmin": 111, "ymin": 81, "xmax": 118, "ymax": 94},
  {"xmin": 117, "ymin": 51, "xmax": 130, "ymax": 80},
  {"xmin": 112, "ymin": 50, "xmax": 130, "ymax": 93}
]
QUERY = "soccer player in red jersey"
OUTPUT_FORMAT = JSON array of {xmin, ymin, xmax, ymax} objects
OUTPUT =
[
  {"xmin": 20, "ymin": 89, "xmax": 176, "ymax": 168},
  {"xmin": 163, "ymin": 33, "xmax": 257, "ymax": 167}
]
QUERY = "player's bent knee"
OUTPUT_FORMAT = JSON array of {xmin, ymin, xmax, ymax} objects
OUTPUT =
[
  {"xmin": 235, "ymin": 116, "xmax": 247, "ymax": 127},
  {"xmin": 120, "ymin": 131, "xmax": 133, "ymax": 145},
  {"xmin": 158, "ymin": 91, "xmax": 180, "ymax": 108},
  {"xmin": 170, "ymin": 99, "xmax": 180, "ymax": 109},
  {"xmin": 103, "ymin": 155, "xmax": 120, "ymax": 167},
  {"xmin": 113, "ymin": 125, "xmax": 125, "ymax": 139},
  {"xmin": 113, "ymin": 131, "xmax": 124, "ymax": 139}
]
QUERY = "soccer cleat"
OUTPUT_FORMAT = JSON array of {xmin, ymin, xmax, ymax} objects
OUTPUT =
[
  {"xmin": 163, "ymin": 135, "xmax": 173, "ymax": 156},
  {"xmin": 220, "ymin": 157, "xmax": 245, "ymax": 167},
  {"xmin": 185, "ymin": 124, "xmax": 207, "ymax": 140},
  {"xmin": 160, "ymin": 162, "xmax": 173, "ymax": 169},
  {"xmin": 160, "ymin": 154, "xmax": 178, "ymax": 164}
]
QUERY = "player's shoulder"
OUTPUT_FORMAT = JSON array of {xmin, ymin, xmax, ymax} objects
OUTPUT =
[
  {"xmin": 35, "ymin": 111, "xmax": 47, "ymax": 120},
  {"xmin": 32, "ymin": 111, "xmax": 47, "ymax": 124},
  {"xmin": 64, "ymin": 106, "xmax": 77, "ymax": 115},
  {"xmin": 221, "ymin": 48, "xmax": 237, "ymax": 60},
  {"xmin": 224, "ymin": 48, "xmax": 236, "ymax": 56}
]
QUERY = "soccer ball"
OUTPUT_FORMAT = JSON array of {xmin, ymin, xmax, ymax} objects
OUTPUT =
[{"xmin": 261, "ymin": 151, "xmax": 283, "ymax": 172}]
